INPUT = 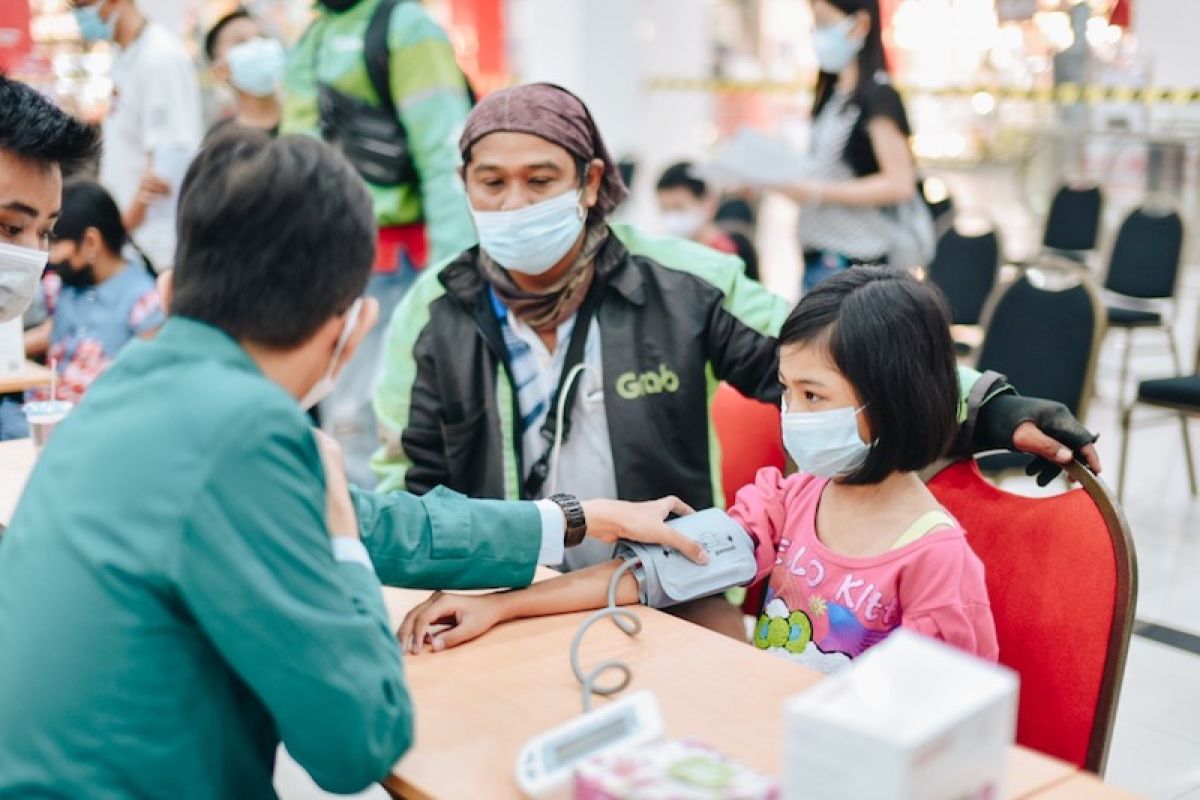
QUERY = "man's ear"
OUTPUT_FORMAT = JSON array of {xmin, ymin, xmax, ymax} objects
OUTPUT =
[
  {"xmin": 333, "ymin": 297, "xmax": 380, "ymax": 375},
  {"xmin": 156, "ymin": 269, "xmax": 173, "ymax": 313},
  {"xmin": 583, "ymin": 158, "xmax": 605, "ymax": 210},
  {"xmin": 212, "ymin": 60, "xmax": 232, "ymax": 85}
]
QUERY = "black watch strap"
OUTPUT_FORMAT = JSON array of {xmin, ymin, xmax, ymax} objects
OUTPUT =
[{"xmin": 548, "ymin": 493, "xmax": 587, "ymax": 547}]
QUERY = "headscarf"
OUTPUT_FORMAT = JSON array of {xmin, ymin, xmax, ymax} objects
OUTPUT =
[
  {"xmin": 459, "ymin": 83, "xmax": 628, "ymax": 216},
  {"xmin": 478, "ymin": 224, "xmax": 608, "ymax": 333}
]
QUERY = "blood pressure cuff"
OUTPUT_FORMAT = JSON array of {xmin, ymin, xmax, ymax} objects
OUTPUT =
[{"xmin": 614, "ymin": 509, "xmax": 758, "ymax": 609}]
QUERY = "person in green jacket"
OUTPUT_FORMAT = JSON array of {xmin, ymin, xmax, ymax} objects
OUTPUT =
[
  {"xmin": 372, "ymin": 83, "xmax": 1102, "ymax": 638},
  {"xmin": 282, "ymin": 0, "xmax": 475, "ymax": 486},
  {"xmin": 0, "ymin": 130, "xmax": 705, "ymax": 799}
]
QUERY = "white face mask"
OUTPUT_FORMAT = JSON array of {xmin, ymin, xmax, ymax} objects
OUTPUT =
[
  {"xmin": 811, "ymin": 16, "xmax": 863, "ymax": 74},
  {"xmin": 226, "ymin": 37, "xmax": 286, "ymax": 98},
  {"xmin": 659, "ymin": 208, "xmax": 708, "ymax": 240},
  {"xmin": 780, "ymin": 397, "xmax": 871, "ymax": 478},
  {"xmin": 470, "ymin": 189, "xmax": 586, "ymax": 275},
  {"xmin": 0, "ymin": 241, "xmax": 49, "ymax": 323},
  {"xmin": 299, "ymin": 298, "xmax": 364, "ymax": 411}
]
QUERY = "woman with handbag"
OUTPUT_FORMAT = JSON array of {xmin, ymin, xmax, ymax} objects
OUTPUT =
[{"xmin": 788, "ymin": 0, "xmax": 933, "ymax": 292}]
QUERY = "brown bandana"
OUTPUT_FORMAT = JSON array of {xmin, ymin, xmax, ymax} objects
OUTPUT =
[
  {"xmin": 479, "ymin": 224, "xmax": 609, "ymax": 332},
  {"xmin": 460, "ymin": 83, "xmax": 629, "ymax": 216}
]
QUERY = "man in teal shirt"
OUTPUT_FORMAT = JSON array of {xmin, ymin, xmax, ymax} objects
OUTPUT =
[{"xmin": 0, "ymin": 131, "xmax": 704, "ymax": 799}]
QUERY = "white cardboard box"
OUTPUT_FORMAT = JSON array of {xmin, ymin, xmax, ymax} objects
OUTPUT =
[
  {"xmin": 0, "ymin": 318, "xmax": 23, "ymax": 377},
  {"xmin": 783, "ymin": 630, "xmax": 1018, "ymax": 800}
]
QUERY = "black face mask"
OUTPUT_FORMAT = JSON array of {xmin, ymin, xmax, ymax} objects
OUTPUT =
[
  {"xmin": 51, "ymin": 260, "xmax": 97, "ymax": 289},
  {"xmin": 318, "ymin": 0, "xmax": 361, "ymax": 11}
]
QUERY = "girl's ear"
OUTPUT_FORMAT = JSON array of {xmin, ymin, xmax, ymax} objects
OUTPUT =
[{"xmin": 850, "ymin": 10, "xmax": 871, "ymax": 41}]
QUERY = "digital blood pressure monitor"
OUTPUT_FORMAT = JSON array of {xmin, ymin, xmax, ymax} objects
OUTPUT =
[{"xmin": 515, "ymin": 691, "xmax": 665, "ymax": 799}]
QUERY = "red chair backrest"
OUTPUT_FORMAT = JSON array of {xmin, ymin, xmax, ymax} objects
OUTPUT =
[
  {"xmin": 711, "ymin": 383, "xmax": 786, "ymax": 616},
  {"xmin": 712, "ymin": 383, "xmax": 787, "ymax": 506},
  {"xmin": 927, "ymin": 460, "xmax": 1136, "ymax": 772}
]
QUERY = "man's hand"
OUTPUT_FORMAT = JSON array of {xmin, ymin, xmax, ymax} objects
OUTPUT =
[
  {"xmin": 397, "ymin": 591, "xmax": 509, "ymax": 655},
  {"xmin": 313, "ymin": 430, "xmax": 359, "ymax": 539},
  {"xmin": 580, "ymin": 496, "xmax": 709, "ymax": 564},
  {"xmin": 976, "ymin": 394, "xmax": 1101, "ymax": 486},
  {"xmin": 123, "ymin": 171, "xmax": 171, "ymax": 232}
]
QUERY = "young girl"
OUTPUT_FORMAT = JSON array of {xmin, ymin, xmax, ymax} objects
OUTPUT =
[
  {"xmin": 399, "ymin": 268, "xmax": 998, "ymax": 669},
  {"xmin": 25, "ymin": 180, "xmax": 163, "ymax": 405}
]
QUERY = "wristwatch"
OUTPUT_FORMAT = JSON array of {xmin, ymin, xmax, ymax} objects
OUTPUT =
[{"xmin": 548, "ymin": 493, "xmax": 587, "ymax": 547}]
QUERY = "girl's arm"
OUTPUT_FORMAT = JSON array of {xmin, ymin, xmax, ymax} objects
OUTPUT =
[
  {"xmin": 898, "ymin": 538, "xmax": 999, "ymax": 661},
  {"xmin": 786, "ymin": 117, "xmax": 916, "ymax": 207},
  {"xmin": 398, "ymin": 559, "xmax": 640, "ymax": 654}
]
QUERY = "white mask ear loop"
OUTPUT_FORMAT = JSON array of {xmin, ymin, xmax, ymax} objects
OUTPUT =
[{"xmin": 545, "ymin": 362, "xmax": 597, "ymax": 496}]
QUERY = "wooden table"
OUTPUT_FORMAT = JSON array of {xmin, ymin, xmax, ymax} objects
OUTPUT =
[
  {"xmin": 0, "ymin": 438, "xmax": 35, "ymax": 527},
  {"xmin": 1029, "ymin": 774, "xmax": 1143, "ymax": 798},
  {"xmin": 380, "ymin": 581, "xmax": 1084, "ymax": 800},
  {"xmin": 0, "ymin": 454, "xmax": 1140, "ymax": 798},
  {"xmin": 0, "ymin": 361, "xmax": 52, "ymax": 395}
]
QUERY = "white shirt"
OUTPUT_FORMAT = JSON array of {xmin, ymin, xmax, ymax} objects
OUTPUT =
[
  {"xmin": 100, "ymin": 23, "xmax": 202, "ymax": 271},
  {"xmin": 505, "ymin": 311, "xmax": 619, "ymax": 572},
  {"xmin": 798, "ymin": 92, "xmax": 895, "ymax": 260}
]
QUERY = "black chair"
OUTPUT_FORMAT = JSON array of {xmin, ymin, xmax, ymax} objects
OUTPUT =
[
  {"xmin": 920, "ymin": 177, "xmax": 956, "ymax": 238},
  {"xmin": 1102, "ymin": 205, "xmax": 1186, "ymax": 399},
  {"xmin": 1118, "ymin": 334, "xmax": 1200, "ymax": 501},
  {"xmin": 928, "ymin": 224, "xmax": 1001, "ymax": 327},
  {"xmin": 974, "ymin": 271, "xmax": 1105, "ymax": 473},
  {"xmin": 1043, "ymin": 184, "xmax": 1103, "ymax": 259}
]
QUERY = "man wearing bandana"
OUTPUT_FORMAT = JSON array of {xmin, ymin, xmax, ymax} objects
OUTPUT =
[{"xmin": 374, "ymin": 83, "xmax": 1102, "ymax": 636}]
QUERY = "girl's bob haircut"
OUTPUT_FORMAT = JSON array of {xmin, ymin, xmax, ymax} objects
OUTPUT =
[{"xmin": 779, "ymin": 267, "xmax": 959, "ymax": 484}]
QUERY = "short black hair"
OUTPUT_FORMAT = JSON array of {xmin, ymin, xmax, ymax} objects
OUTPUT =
[
  {"xmin": 204, "ymin": 8, "xmax": 254, "ymax": 62},
  {"xmin": 54, "ymin": 179, "xmax": 127, "ymax": 254},
  {"xmin": 655, "ymin": 161, "xmax": 707, "ymax": 198},
  {"xmin": 172, "ymin": 130, "xmax": 376, "ymax": 348},
  {"xmin": 0, "ymin": 74, "xmax": 101, "ymax": 175},
  {"xmin": 778, "ymin": 268, "xmax": 959, "ymax": 484}
]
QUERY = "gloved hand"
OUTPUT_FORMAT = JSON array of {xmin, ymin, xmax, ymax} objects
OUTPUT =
[{"xmin": 974, "ymin": 393, "xmax": 1101, "ymax": 486}]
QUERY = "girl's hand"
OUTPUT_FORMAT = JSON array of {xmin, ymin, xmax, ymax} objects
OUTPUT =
[{"xmin": 398, "ymin": 591, "xmax": 510, "ymax": 655}]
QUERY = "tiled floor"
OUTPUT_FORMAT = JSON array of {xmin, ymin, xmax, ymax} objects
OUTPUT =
[{"xmin": 1063, "ymin": 276, "xmax": 1200, "ymax": 799}]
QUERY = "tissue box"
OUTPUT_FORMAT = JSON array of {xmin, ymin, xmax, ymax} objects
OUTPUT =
[
  {"xmin": 783, "ymin": 630, "xmax": 1017, "ymax": 800},
  {"xmin": 574, "ymin": 739, "xmax": 778, "ymax": 800},
  {"xmin": 0, "ymin": 318, "xmax": 23, "ymax": 377}
]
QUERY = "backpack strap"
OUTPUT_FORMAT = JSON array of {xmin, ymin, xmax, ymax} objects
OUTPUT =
[
  {"xmin": 364, "ymin": 0, "xmax": 405, "ymax": 121},
  {"xmin": 364, "ymin": 0, "xmax": 477, "ymax": 120}
]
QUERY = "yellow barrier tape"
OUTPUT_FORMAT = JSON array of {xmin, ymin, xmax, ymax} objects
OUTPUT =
[{"xmin": 645, "ymin": 77, "xmax": 1200, "ymax": 105}]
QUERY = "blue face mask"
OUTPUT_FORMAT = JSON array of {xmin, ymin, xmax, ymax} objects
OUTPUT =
[
  {"xmin": 780, "ymin": 398, "xmax": 871, "ymax": 479},
  {"xmin": 74, "ymin": 2, "xmax": 117, "ymax": 43},
  {"xmin": 470, "ymin": 189, "xmax": 586, "ymax": 276},
  {"xmin": 811, "ymin": 16, "xmax": 863, "ymax": 74},
  {"xmin": 225, "ymin": 38, "xmax": 286, "ymax": 98}
]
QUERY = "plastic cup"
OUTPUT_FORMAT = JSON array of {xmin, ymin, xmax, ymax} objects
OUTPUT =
[{"xmin": 22, "ymin": 400, "xmax": 73, "ymax": 453}]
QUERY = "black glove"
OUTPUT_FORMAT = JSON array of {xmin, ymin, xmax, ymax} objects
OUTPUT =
[{"xmin": 973, "ymin": 393, "xmax": 1100, "ymax": 486}]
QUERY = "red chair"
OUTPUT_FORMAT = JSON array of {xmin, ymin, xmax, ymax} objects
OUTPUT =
[
  {"xmin": 928, "ymin": 459, "xmax": 1137, "ymax": 774},
  {"xmin": 712, "ymin": 383, "xmax": 787, "ymax": 506},
  {"xmin": 711, "ymin": 382, "xmax": 786, "ymax": 616}
]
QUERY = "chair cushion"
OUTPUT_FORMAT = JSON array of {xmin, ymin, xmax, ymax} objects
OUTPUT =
[
  {"xmin": 1107, "ymin": 306, "xmax": 1162, "ymax": 327},
  {"xmin": 1138, "ymin": 375, "xmax": 1200, "ymax": 407},
  {"xmin": 929, "ymin": 461, "xmax": 1119, "ymax": 769}
]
